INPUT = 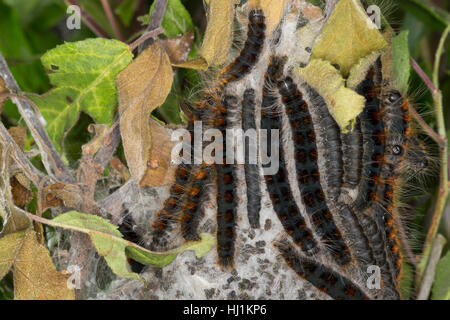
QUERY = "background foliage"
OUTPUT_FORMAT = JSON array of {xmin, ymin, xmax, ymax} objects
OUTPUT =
[{"xmin": 0, "ymin": 0, "xmax": 449, "ymax": 300}]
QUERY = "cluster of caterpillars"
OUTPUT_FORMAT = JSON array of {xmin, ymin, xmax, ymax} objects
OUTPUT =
[{"xmin": 147, "ymin": 5, "xmax": 427, "ymax": 300}]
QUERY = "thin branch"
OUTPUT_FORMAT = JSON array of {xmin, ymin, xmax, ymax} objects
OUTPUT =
[
  {"xmin": 0, "ymin": 122, "xmax": 47, "ymax": 186},
  {"xmin": 410, "ymin": 57, "xmax": 438, "ymax": 94},
  {"xmin": 433, "ymin": 25, "xmax": 450, "ymax": 88},
  {"xmin": 138, "ymin": 0, "xmax": 168, "ymax": 53},
  {"xmin": 417, "ymin": 234, "xmax": 447, "ymax": 300},
  {"xmin": 65, "ymin": 0, "xmax": 111, "ymax": 39},
  {"xmin": 0, "ymin": 53, "xmax": 74, "ymax": 183},
  {"xmin": 415, "ymin": 25, "xmax": 450, "ymax": 293},
  {"xmin": 408, "ymin": 104, "xmax": 445, "ymax": 146},
  {"xmin": 129, "ymin": 27, "xmax": 164, "ymax": 52},
  {"xmin": 100, "ymin": 0, "xmax": 125, "ymax": 42}
]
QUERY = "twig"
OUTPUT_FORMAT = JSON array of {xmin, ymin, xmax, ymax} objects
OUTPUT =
[
  {"xmin": 0, "ymin": 122, "xmax": 46, "ymax": 186},
  {"xmin": 415, "ymin": 24, "xmax": 450, "ymax": 293},
  {"xmin": 408, "ymin": 104, "xmax": 445, "ymax": 146},
  {"xmin": 65, "ymin": 0, "xmax": 111, "ymax": 39},
  {"xmin": 417, "ymin": 234, "xmax": 447, "ymax": 300},
  {"xmin": 100, "ymin": 0, "xmax": 125, "ymax": 42},
  {"xmin": 129, "ymin": 27, "xmax": 164, "ymax": 52},
  {"xmin": 410, "ymin": 57, "xmax": 438, "ymax": 94},
  {"xmin": 138, "ymin": 0, "xmax": 168, "ymax": 54},
  {"xmin": 0, "ymin": 53, "xmax": 74, "ymax": 183}
]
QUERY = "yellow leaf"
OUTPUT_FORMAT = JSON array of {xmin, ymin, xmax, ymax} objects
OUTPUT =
[
  {"xmin": 295, "ymin": 59, "xmax": 365, "ymax": 131},
  {"xmin": 311, "ymin": 0, "xmax": 387, "ymax": 77},
  {"xmin": 173, "ymin": 57, "xmax": 208, "ymax": 70},
  {"xmin": 117, "ymin": 41, "xmax": 173, "ymax": 185},
  {"xmin": 0, "ymin": 231, "xmax": 27, "ymax": 280},
  {"xmin": 199, "ymin": 0, "xmax": 234, "ymax": 66},
  {"xmin": 13, "ymin": 229, "xmax": 74, "ymax": 300}
]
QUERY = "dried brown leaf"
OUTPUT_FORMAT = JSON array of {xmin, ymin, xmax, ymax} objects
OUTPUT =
[
  {"xmin": 14, "ymin": 229, "xmax": 75, "ymax": 300},
  {"xmin": 162, "ymin": 31, "xmax": 195, "ymax": 64},
  {"xmin": 139, "ymin": 119, "xmax": 175, "ymax": 188},
  {"xmin": 117, "ymin": 41, "xmax": 173, "ymax": 185},
  {"xmin": 0, "ymin": 231, "xmax": 27, "ymax": 281},
  {"xmin": 10, "ymin": 176, "xmax": 33, "ymax": 208},
  {"xmin": 41, "ymin": 183, "xmax": 83, "ymax": 212},
  {"xmin": 199, "ymin": 0, "xmax": 234, "ymax": 66}
]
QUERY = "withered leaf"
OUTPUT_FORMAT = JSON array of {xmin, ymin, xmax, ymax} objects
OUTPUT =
[
  {"xmin": 13, "ymin": 229, "xmax": 75, "ymax": 300},
  {"xmin": 199, "ymin": 0, "xmax": 234, "ymax": 66},
  {"xmin": 41, "ymin": 183, "xmax": 83, "ymax": 212},
  {"xmin": 162, "ymin": 31, "xmax": 195, "ymax": 64},
  {"xmin": 10, "ymin": 176, "xmax": 33, "ymax": 208},
  {"xmin": 140, "ymin": 119, "xmax": 175, "ymax": 188},
  {"xmin": 0, "ymin": 231, "xmax": 27, "ymax": 281},
  {"xmin": 117, "ymin": 41, "xmax": 173, "ymax": 185}
]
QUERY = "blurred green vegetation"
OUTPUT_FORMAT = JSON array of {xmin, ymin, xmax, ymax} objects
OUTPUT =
[{"xmin": 0, "ymin": 0, "xmax": 448, "ymax": 300}]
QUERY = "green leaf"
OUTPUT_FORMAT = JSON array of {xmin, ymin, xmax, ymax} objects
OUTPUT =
[
  {"xmin": 53, "ymin": 211, "xmax": 142, "ymax": 281},
  {"xmin": 36, "ymin": 211, "xmax": 216, "ymax": 280},
  {"xmin": 28, "ymin": 38, "xmax": 133, "ymax": 152},
  {"xmin": 432, "ymin": 251, "xmax": 450, "ymax": 300},
  {"xmin": 126, "ymin": 233, "xmax": 216, "ymax": 267},
  {"xmin": 397, "ymin": 0, "xmax": 449, "ymax": 32},
  {"xmin": 392, "ymin": 30, "xmax": 411, "ymax": 92},
  {"xmin": 148, "ymin": 0, "xmax": 194, "ymax": 37}
]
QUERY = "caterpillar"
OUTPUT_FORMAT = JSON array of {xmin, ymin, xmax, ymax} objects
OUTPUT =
[
  {"xmin": 374, "ymin": 90, "xmax": 412, "ymax": 288},
  {"xmin": 353, "ymin": 58, "xmax": 386, "ymax": 212},
  {"xmin": 217, "ymin": 9, "xmax": 266, "ymax": 89},
  {"xmin": 341, "ymin": 118, "xmax": 363, "ymax": 190},
  {"xmin": 277, "ymin": 75, "xmax": 351, "ymax": 266},
  {"xmin": 305, "ymin": 84, "xmax": 343, "ymax": 202},
  {"xmin": 242, "ymin": 88, "xmax": 262, "ymax": 229},
  {"xmin": 150, "ymin": 97, "xmax": 211, "ymax": 249},
  {"xmin": 216, "ymin": 95, "xmax": 239, "ymax": 268},
  {"xmin": 261, "ymin": 56, "xmax": 318, "ymax": 254},
  {"xmin": 275, "ymin": 239, "xmax": 369, "ymax": 300}
]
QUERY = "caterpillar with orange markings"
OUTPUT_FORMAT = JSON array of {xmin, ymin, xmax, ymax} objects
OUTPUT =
[
  {"xmin": 261, "ymin": 56, "xmax": 318, "ymax": 254},
  {"xmin": 275, "ymin": 239, "xmax": 369, "ymax": 300},
  {"xmin": 277, "ymin": 75, "xmax": 351, "ymax": 266}
]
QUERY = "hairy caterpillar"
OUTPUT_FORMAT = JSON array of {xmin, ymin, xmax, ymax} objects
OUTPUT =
[
  {"xmin": 277, "ymin": 75, "xmax": 351, "ymax": 266},
  {"xmin": 275, "ymin": 239, "xmax": 369, "ymax": 300},
  {"xmin": 305, "ymin": 84, "xmax": 344, "ymax": 202},
  {"xmin": 373, "ymin": 90, "xmax": 412, "ymax": 289},
  {"xmin": 216, "ymin": 95, "xmax": 239, "ymax": 268},
  {"xmin": 261, "ymin": 56, "xmax": 318, "ymax": 254},
  {"xmin": 217, "ymin": 9, "xmax": 266, "ymax": 89},
  {"xmin": 242, "ymin": 88, "xmax": 262, "ymax": 229},
  {"xmin": 353, "ymin": 58, "xmax": 385, "ymax": 212},
  {"xmin": 341, "ymin": 119, "xmax": 363, "ymax": 190}
]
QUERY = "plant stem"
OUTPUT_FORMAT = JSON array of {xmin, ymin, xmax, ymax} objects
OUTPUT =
[
  {"xmin": 417, "ymin": 234, "xmax": 447, "ymax": 300},
  {"xmin": 415, "ymin": 24, "xmax": 450, "ymax": 295},
  {"xmin": 0, "ymin": 53, "xmax": 74, "ymax": 183},
  {"xmin": 100, "ymin": 0, "xmax": 125, "ymax": 42}
]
